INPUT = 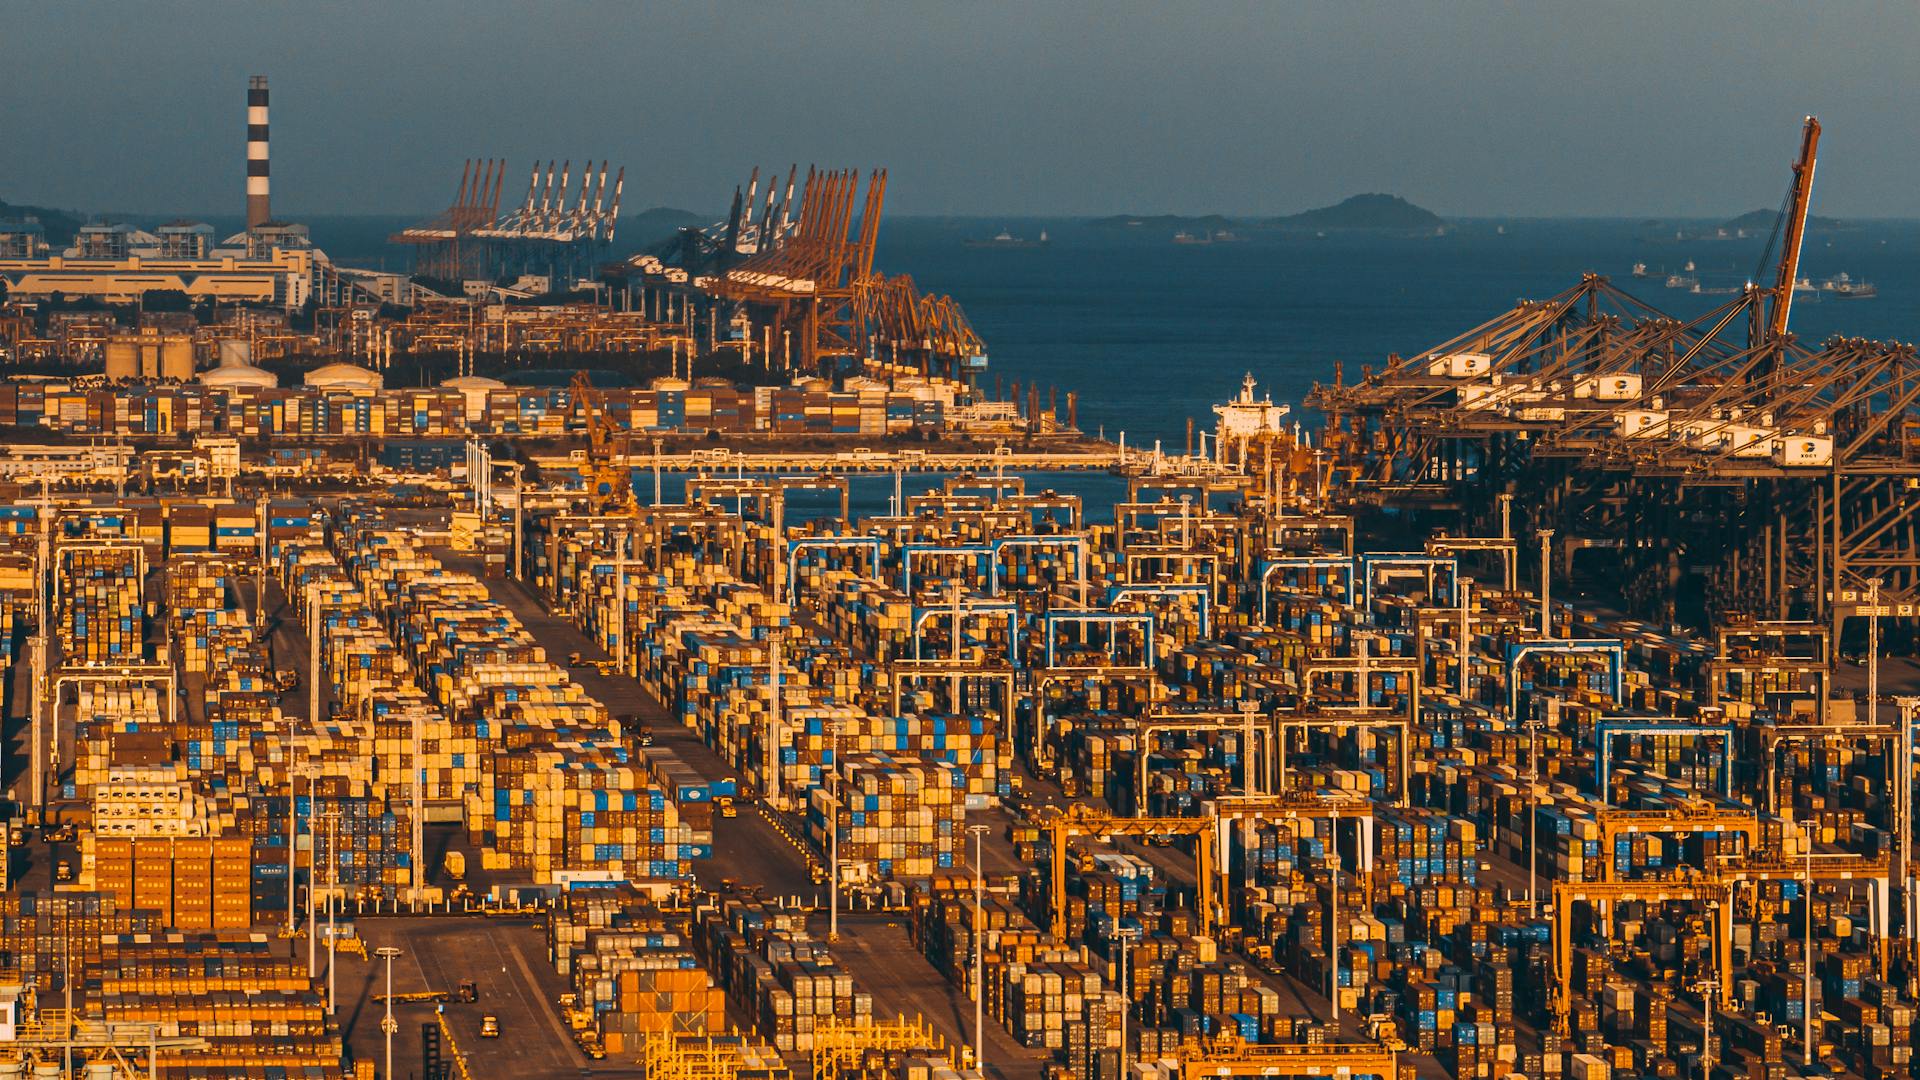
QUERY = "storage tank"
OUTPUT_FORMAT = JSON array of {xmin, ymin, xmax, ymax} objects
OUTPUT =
[
  {"xmin": 200, "ymin": 340, "xmax": 277, "ymax": 390},
  {"xmin": 104, "ymin": 338, "xmax": 139, "ymax": 380},
  {"xmin": 216, "ymin": 339, "xmax": 253, "ymax": 368},
  {"xmin": 159, "ymin": 335, "xmax": 194, "ymax": 381},
  {"xmin": 441, "ymin": 375, "xmax": 506, "ymax": 422},
  {"xmin": 303, "ymin": 362, "xmax": 383, "ymax": 393}
]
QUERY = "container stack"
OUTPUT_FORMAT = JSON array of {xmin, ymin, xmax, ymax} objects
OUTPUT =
[
  {"xmin": 69, "ymin": 685, "xmax": 171, "ymax": 799},
  {"xmin": 697, "ymin": 896, "xmax": 876, "ymax": 1054},
  {"xmin": 548, "ymin": 890, "xmax": 730, "ymax": 1053},
  {"xmin": 61, "ymin": 545, "xmax": 143, "ymax": 663},
  {"xmin": 915, "ymin": 875, "xmax": 1053, "ymax": 992},
  {"xmin": 804, "ymin": 753, "xmax": 965, "ymax": 880}
]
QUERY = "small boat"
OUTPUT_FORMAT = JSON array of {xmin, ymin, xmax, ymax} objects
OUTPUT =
[
  {"xmin": 1631, "ymin": 262, "xmax": 1649, "ymax": 277},
  {"xmin": 1173, "ymin": 230, "xmax": 1212, "ymax": 245},
  {"xmin": 1664, "ymin": 274, "xmax": 1698, "ymax": 290}
]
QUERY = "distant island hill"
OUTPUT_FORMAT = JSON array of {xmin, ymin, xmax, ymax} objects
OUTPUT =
[
  {"xmin": 1091, "ymin": 194, "xmax": 1444, "ymax": 232},
  {"xmin": 1718, "ymin": 208, "xmax": 1848, "ymax": 231},
  {"xmin": 1086, "ymin": 197, "xmax": 1860, "ymax": 235}
]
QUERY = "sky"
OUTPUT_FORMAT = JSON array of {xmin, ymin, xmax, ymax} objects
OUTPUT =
[{"xmin": 4, "ymin": 1, "xmax": 1920, "ymax": 220}]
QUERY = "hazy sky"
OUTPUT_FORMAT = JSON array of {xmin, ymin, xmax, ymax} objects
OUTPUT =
[{"xmin": 5, "ymin": 1, "xmax": 1919, "ymax": 220}]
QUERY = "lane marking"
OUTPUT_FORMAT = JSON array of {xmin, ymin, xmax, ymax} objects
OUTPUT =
[{"xmin": 503, "ymin": 932, "xmax": 585, "ymax": 1068}]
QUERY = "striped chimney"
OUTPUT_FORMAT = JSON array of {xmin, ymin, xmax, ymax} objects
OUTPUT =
[{"xmin": 246, "ymin": 76, "xmax": 270, "ymax": 229}]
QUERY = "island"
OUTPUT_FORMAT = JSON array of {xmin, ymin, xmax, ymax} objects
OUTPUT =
[
  {"xmin": 1720, "ymin": 208, "xmax": 1847, "ymax": 232},
  {"xmin": 1086, "ymin": 195, "xmax": 1443, "ymax": 235},
  {"xmin": 1264, "ymin": 193, "xmax": 1443, "ymax": 231}
]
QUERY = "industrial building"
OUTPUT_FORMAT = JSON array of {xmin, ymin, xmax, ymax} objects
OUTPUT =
[{"xmin": 0, "ymin": 77, "xmax": 336, "ymax": 312}]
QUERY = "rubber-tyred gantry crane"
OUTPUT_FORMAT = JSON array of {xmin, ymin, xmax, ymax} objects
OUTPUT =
[
  {"xmin": 1044, "ymin": 802, "xmax": 1219, "ymax": 938},
  {"xmin": 1595, "ymin": 804, "xmax": 1762, "ymax": 881},
  {"xmin": 1551, "ymin": 875, "xmax": 1733, "ymax": 1033}
]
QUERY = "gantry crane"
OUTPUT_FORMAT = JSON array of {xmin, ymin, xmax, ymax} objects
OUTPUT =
[
  {"xmin": 1044, "ymin": 803, "xmax": 1219, "ymax": 938},
  {"xmin": 1767, "ymin": 117, "xmax": 1821, "ymax": 343},
  {"xmin": 1596, "ymin": 805, "xmax": 1763, "ymax": 881},
  {"xmin": 1134, "ymin": 711, "xmax": 1275, "ymax": 816},
  {"xmin": 1273, "ymin": 710, "xmax": 1412, "ymax": 806},
  {"xmin": 1551, "ymin": 876, "xmax": 1733, "ymax": 1033},
  {"xmin": 1721, "ymin": 850, "xmax": 1894, "ymax": 976},
  {"xmin": 570, "ymin": 370, "xmax": 635, "ymax": 514},
  {"xmin": 1295, "ymin": 639, "xmax": 1421, "ymax": 714},
  {"xmin": 1170, "ymin": 1037, "xmax": 1397, "ymax": 1079},
  {"xmin": 1212, "ymin": 791, "xmax": 1376, "ymax": 896}
]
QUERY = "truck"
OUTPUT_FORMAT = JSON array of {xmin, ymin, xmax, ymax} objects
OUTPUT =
[{"xmin": 443, "ymin": 851, "xmax": 466, "ymax": 882}]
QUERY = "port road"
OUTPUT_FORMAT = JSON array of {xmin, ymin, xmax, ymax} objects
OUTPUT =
[{"xmin": 339, "ymin": 916, "xmax": 641, "ymax": 1079}]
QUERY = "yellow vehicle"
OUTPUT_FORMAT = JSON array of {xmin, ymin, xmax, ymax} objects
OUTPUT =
[
  {"xmin": 443, "ymin": 850, "xmax": 467, "ymax": 882},
  {"xmin": 1365, "ymin": 1014, "xmax": 1407, "ymax": 1052},
  {"xmin": 714, "ymin": 796, "xmax": 738, "ymax": 819},
  {"xmin": 479, "ymin": 1015, "xmax": 500, "ymax": 1039}
]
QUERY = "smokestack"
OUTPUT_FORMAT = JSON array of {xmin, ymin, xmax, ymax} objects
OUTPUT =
[{"xmin": 246, "ymin": 76, "xmax": 270, "ymax": 229}]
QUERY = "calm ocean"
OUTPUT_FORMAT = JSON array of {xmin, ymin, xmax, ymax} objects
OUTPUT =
[{"xmin": 300, "ymin": 213, "xmax": 1920, "ymax": 453}]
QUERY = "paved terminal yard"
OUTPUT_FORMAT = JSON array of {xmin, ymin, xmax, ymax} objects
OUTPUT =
[
  {"xmin": 10, "ymin": 398, "xmax": 1920, "ymax": 1080},
  {"xmin": 336, "ymin": 917, "xmax": 642, "ymax": 1080}
]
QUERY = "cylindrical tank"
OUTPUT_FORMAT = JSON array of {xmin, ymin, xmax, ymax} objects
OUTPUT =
[
  {"xmin": 0, "ymin": 1058, "xmax": 25, "ymax": 1079},
  {"xmin": 159, "ymin": 336, "xmax": 194, "ymax": 382},
  {"xmin": 104, "ymin": 339, "xmax": 138, "ymax": 380},
  {"xmin": 84, "ymin": 1064, "xmax": 116, "ymax": 1080},
  {"xmin": 31, "ymin": 1063, "xmax": 60, "ymax": 1080},
  {"xmin": 216, "ymin": 339, "xmax": 253, "ymax": 368}
]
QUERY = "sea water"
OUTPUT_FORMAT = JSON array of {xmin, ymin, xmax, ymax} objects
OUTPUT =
[{"xmin": 301, "ymin": 213, "xmax": 1920, "ymax": 451}]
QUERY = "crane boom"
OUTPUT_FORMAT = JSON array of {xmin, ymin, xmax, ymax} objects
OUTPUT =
[{"xmin": 1769, "ymin": 116, "xmax": 1821, "ymax": 341}]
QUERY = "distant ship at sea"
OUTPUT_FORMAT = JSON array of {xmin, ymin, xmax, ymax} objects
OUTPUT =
[
  {"xmin": 1174, "ymin": 229, "xmax": 1242, "ymax": 245},
  {"xmin": 1821, "ymin": 272, "xmax": 1877, "ymax": 298},
  {"xmin": 964, "ymin": 229, "xmax": 1048, "ymax": 249}
]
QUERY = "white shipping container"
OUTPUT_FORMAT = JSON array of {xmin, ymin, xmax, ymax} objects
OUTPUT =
[
  {"xmin": 1726, "ymin": 425, "xmax": 1777, "ymax": 458},
  {"xmin": 1615, "ymin": 410, "xmax": 1669, "ymax": 438},
  {"xmin": 1773, "ymin": 434, "xmax": 1833, "ymax": 467},
  {"xmin": 1574, "ymin": 373, "xmax": 1644, "ymax": 401},
  {"xmin": 1428, "ymin": 351, "xmax": 1492, "ymax": 378}
]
